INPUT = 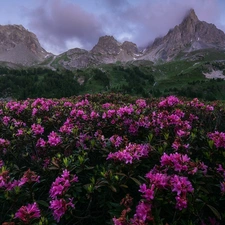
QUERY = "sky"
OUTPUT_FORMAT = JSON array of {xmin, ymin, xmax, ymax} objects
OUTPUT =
[{"xmin": 0, "ymin": 0, "xmax": 225, "ymax": 55}]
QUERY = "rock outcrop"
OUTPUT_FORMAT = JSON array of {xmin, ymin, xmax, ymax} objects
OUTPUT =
[
  {"xmin": 0, "ymin": 24, "xmax": 51, "ymax": 66},
  {"xmin": 56, "ymin": 36, "xmax": 141, "ymax": 69},
  {"xmin": 142, "ymin": 9, "xmax": 225, "ymax": 61}
]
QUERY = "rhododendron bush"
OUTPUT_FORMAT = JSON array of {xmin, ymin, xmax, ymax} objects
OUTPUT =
[{"xmin": 0, "ymin": 93, "xmax": 225, "ymax": 224}]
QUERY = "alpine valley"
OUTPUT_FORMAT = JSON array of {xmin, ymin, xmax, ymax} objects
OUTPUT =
[{"xmin": 1, "ymin": 9, "xmax": 225, "ymax": 101}]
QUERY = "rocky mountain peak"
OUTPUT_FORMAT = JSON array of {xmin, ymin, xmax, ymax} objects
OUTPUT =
[
  {"xmin": 0, "ymin": 24, "xmax": 50, "ymax": 66},
  {"xmin": 91, "ymin": 35, "xmax": 121, "ymax": 55},
  {"xmin": 143, "ymin": 8, "xmax": 225, "ymax": 62},
  {"xmin": 184, "ymin": 9, "xmax": 199, "ymax": 23},
  {"xmin": 121, "ymin": 41, "xmax": 138, "ymax": 54}
]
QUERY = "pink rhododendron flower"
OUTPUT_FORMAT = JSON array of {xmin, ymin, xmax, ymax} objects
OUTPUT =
[
  {"xmin": 47, "ymin": 131, "xmax": 61, "ymax": 146},
  {"xmin": 0, "ymin": 138, "xmax": 10, "ymax": 148},
  {"xmin": 145, "ymin": 171, "xmax": 169, "ymax": 188},
  {"xmin": 18, "ymin": 169, "xmax": 40, "ymax": 186},
  {"xmin": 102, "ymin": 103, "xmax": 112, "ymax": 109},
  {"xmin": 2, "ymin": 116, "xmax": 11, "ymax": 126},
  {"xmin": 117, "ymin": 105, "xmax": 134, "ymax": 117},
  {"xmin": 131, "ymin": 201, "xmax": 153, "ymax": 223},
  {"xmin": 32, "ymin": 107, "xmax": 38, "ymax": 116},
  {"xmin": 170, "ymin": 175, "xmax": 194, "ymax": 196},
  {"xmin": 107, "ymin": 143, "xmax": 150, "ymax": 164},
  {"xmin": 49, "ymin": 169, "xmax": 78, "ymax": 198},
  {"xmin": 50, "ymin": 198, "xmax": 74, "ymax": 222},
  {"xmin": 136, "ymin": 99, "xmax": 147, "ymax": 108},
  {"xmin": 139, "ymin": 183, "xmax": 154, "ymax": 200},
  {"xmin": 16, "ymin": 129, "xmax": 24, "ymax": 137},
  {"xmin": 15, "ymin": 202, "xmax": 41, "ymax": 224},
  {"xmin": 175, "ymin": 195, "xmax": 188, "ymax": 210},
  {"xmin": 109, "ymin": 135, "xmax": 123, "ymax": 148},
  {"xmin": 158, "ymin": 96, "xmax": 181, "ymax": 108},
  {"xmin": 160, "ymin": 153, "xmax": 190, "ymax": 172},
  {"xmin": 36, "ymin": 138, "xmax": 46, "ymax": 148},
  {"xmin": 31, "ymin": 124, "xmax": 44, "ymax": 135},
  {"xmin": 208, "ymin": 131, "xmax": 225, "ymax": 148}
]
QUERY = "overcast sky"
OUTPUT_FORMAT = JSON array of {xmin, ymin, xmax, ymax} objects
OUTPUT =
[{"xmin": 0, "ymin": 0, "xmax": 225, "ymax": 54}]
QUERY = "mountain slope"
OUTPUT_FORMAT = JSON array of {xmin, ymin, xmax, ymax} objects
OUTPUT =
[
  {"xmin": 1, "ymin": 9, "xmax": 225, "ymax": 69},
  {"xmin": 0, "ymin": 25, "xmax": 51, "ymax": 66},
  {"xmin": 142, "ymin": 9, "xmax": 225, "ymax": 62},
  {"xmin": 51, "ymin": 36, "xmax": 141, "ymax": 69}
]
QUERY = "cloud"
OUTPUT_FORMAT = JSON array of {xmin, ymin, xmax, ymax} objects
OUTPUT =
[
  {"xmin": 25, "ymin": 0, "xmax": 225, "ymax": 54},
  {"xmin": 99, "ymin": 0, "xmax": 223, "ymax": 48},
  {"xmin": 26, "ymin": 0, "xmax": 104, "ymax": 54},
  {"xmin": 96, "ymin": 0, "xmax": 130, "ymax": 10}
]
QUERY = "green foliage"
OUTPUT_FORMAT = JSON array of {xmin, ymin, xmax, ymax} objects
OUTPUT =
[
  {"xmin": 0, "ymin": 94, "xmax": 225, "ymax": 224},
  {"xmin": 0, "ymin": 67, "xmax": 81, "ymax": 99}
]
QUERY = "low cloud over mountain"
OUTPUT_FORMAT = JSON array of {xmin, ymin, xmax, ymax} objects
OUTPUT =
[{"xmin": 22, "ymin": 0, "xmax": 225, "ymax": 54}]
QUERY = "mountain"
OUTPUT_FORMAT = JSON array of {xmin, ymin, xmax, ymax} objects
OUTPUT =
[
  {"xmin": 1, "ymin": 9, "xmax": 225, "ymax": 69},
  {"xmin": 51, "ymin": 9, "xmax": 225, "ymax": 69},
  {"xmin": 53, "ymin": 36, "xmax": 141, "ymax": 69},
  {"xmin": 142, "ymin": 9, "xmax": 225, "ymax": 62},
  {"xmin": 0, "ymin": 24, "xmax": 51, "ymax": 66}
]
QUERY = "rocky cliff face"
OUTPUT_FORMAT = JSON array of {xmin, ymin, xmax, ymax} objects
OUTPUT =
[
  {"xmin": 142, "ymin": 9, "xmax": 225, "ymax": 61},
  {"xmin": 0, "ymin": 25, "xmax": 51, "ymax": 66},
  {"xmin": 1, "ymin": 9, "xmax": 225, "ymax": 69},
  {"xmin": 56, "ymin": 36, "xmax": 140, "ymax": 69}
]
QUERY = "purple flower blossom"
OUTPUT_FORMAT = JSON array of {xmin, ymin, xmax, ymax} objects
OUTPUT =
[
  {"xmin": 158, "ymin": 96, "xmax": 181, "ymax": 108},
  {"xmin": 15, "ymin": 202, "xmax": 41, "ymax": 224},
  {"xmin": 208, "ymin": 131, "xmax": 225, "ymax": 148},
  {"xmin": 36, "ymin": 138, "xmax": 46, "ymax": 148},
  {"xmin": 131, "ymin": 201, "xmax": 152, "ymax": 223},
  {"xmin": 145, "ymin": 171, "xmax": 169, "ymax": 189},
  {"xmin": 31, "ymin": 124, "xmax": 44, "ymax": 135},
  {"xmin": 47, "ymin": 131, "xmax": 61, "ymax": 146},
  {"xmin": 160, "ymin": 153, "xmax": 190, "ymax": 172},
  {"xmin": 49, "ymin": 169, "xmax": 78, "ymax": 198},
  {"xmin": 109, "ymin": 135, "xmax": 123, "ymax": 148},
  {"xmin": 107, "ymin": 143, "xmax": 151, "ymax": 164},
  {"xmin": 2, "ymin": 116, "xmax": 11, "ymax": 126},
  {"xmin": 170, "ymin": 175, "xmax": 194, "ymax": 196},
  {"xmin": 136, "ymin": 99, "xmax": 147, "ymax": 108},
  {"xmin": 16, "ymin": 129, "xmax": 24, "ymax": 137},
  {"xmin": 139, "ymin": 183, "xmax": 154, "ymax": 200},
  {"xmin": 50, "ymin": 198, "xmax": 74, "ymax": 222},
  {"xmin": 0, "ymin": 138, "xmax": 10, "ymax": 148}
]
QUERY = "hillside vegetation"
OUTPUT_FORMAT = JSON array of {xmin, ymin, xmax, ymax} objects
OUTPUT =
[
  {"xmin": 1, "ymin": 56, "xmax": 225, "ymax": 101},
  {"xmin": 1, "ymin": 93, "xmax": 225, "ymax": 224}
]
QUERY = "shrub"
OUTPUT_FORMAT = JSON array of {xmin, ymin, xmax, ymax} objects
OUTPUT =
[{"xmin": 0, "ymin": 93, "xmax": 225, "ymax": 224}]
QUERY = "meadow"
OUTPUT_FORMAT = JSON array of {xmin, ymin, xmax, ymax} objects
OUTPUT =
[{"xmin": 0, "ymin": 93, "xmax": 225, "ymax": 224}]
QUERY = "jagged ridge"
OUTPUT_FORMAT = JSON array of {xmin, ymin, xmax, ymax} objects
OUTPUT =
[
  {"xmin": 1, "ymin": 9, "xmax": 225, "ymax": 68},
  {"xmin": 0, "ymin": 24, "xmax": 51, "ymax": 66},
  {"xmin": 142, "ymin": 9, "xmax": 225, "ymax": 61}
]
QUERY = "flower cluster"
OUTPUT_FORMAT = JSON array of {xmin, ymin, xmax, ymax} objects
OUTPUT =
[
  {"xmin": 47, "ymin": 131, "xmax": 61, "ymax": 146},
  {"xmin": 15, "ymin": 202, "xmax": 41, "ymax": 224},
  {"xmin": 0, "ymin": 93, "xmax": 224, "ymax": 224},
  {"xmin": 158, "ymin": 95, "xmax": 181, "ymax": 108},
  {"xmin": 107, "ymin": 143, "xmax": 151, "ymax": 164},
  {"xmin": 208, "ymin": 131, "xmax": 225, "ymax": 148},
  {"xmin": 49, "ymin": 169, "xmax": 78, "ymax": 222},
  {"xmin": 31, "ymin": 123, "xmax": 44, "ymax": 135},
  {"xmin": 109, "ymin": 135, "xmax": 124, "ymax": 148}
]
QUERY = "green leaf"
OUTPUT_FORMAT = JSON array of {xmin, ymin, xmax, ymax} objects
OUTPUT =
[
  {"xmin": 120, "ymin": 184, "xmax": 128, "ymax": 188},
  {"xmin": 109, "ymin": 185, "xmax": 117, "ymax": 192},
  {"xmin": 130, "ymin": 177, "xmax": 141, "ymax": 186},
  {"xmin": 206, "ymin": 204, "xmax": 221, "ymax": 220},
  {"xmin": 208, "ymin": 140, "xmax": 214, "ymax": 149},
  {"xmin": 37, "ymin": 200, "xmax": 49, "ymax": 208}
]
